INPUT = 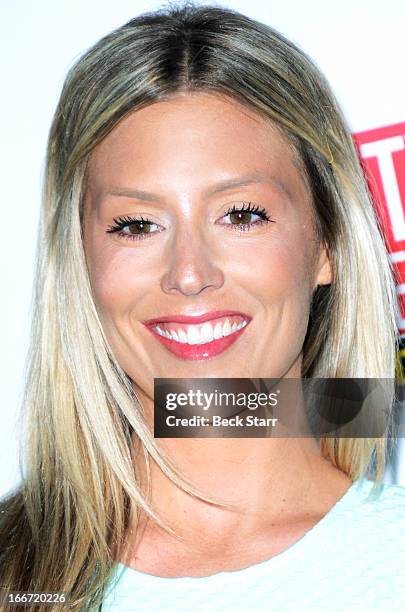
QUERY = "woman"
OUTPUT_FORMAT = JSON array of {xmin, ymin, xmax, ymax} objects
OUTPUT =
[{"xmin": 1, "ymin": 2, "xmax": 404, "ymax": 610}]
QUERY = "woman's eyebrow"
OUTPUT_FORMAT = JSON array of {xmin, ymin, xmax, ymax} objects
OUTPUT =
[
  {"xmin": 99, "ymin": 173, "xmax": 292, "ymax": 203},
  {"xmin": 204, "ymin": 174, "xmax": 291, "ymax": 199}
]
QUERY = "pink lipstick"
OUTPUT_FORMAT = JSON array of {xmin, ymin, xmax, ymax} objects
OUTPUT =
[{"xmin": 143, "ymin": 310, "xmax": 251, "ymax": 360}]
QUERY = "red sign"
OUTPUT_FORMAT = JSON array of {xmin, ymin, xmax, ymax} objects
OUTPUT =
[{"xmin": 353, "ymin": 122, "xmax": 405, "ymax": 335}]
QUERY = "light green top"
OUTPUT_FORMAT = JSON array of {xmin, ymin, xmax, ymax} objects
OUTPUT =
[{"xmin": 102, "ymin": 478, "xmax": 405, "ymax": 611}]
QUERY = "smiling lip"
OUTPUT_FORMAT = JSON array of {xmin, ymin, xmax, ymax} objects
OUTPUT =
[
  {"xmin": 142, "ymin": 310, "xmax": 251, "ymax": 360},
  {"xmin": 143, "ymin": 311, "xmax": 245, "ymax": 325}
]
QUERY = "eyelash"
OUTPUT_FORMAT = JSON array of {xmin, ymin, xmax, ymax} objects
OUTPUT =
[{"xmin": 105, "ymin": 202, "xmax": 275, "ymax": 241}]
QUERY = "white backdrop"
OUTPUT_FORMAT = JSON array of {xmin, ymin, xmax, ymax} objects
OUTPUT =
[{"xmin": 1, "ymin": 0, "xmax": 404, "ymax": 497}]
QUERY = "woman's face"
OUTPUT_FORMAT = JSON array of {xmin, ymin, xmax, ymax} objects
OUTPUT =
[{"xmin": 83, "ymin": 92, "xmax": 331, "ymax": 398}]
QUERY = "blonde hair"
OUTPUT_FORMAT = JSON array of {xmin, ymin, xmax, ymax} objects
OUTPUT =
[{"xmin": 0, "ymin": 2, "xmax": 399, "ymax": 609}]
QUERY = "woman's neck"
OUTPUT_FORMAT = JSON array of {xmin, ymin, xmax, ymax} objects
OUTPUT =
[{"xmin": 119, "ymin": 433, "xmax": 352, "ymax": 576}]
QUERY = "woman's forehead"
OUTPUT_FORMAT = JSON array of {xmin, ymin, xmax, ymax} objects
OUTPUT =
[{"xmin": 86, "ymin": 92, "xmax": 307, "ymax": 199}]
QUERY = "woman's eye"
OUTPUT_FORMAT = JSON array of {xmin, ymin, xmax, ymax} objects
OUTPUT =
[
  {"xmin": 225, "ymin": 210, "xmax": 262, "ymax": 225},
  {"xmin": 219, "ymin": 203, "xmax": 274, "ymax": 230},
  {"xmin": 106, "ymin": 216, "xmax": 162, "ymax": 241},
  {"xmin": 106, "ymin": 204, "xmax": 274, "ymax": 241}
]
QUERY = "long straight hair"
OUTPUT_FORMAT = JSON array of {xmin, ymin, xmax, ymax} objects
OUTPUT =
[{"xmin": 0, "ymin": 2, "xmax": 399, "ymax": 609}]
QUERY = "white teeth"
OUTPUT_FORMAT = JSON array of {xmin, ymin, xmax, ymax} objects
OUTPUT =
[
  {"xmin": 222, "ymin": 319, "xmax": 232, "ymax": 336},
  {"xmin": 199, "ymin": 322, "xmax": 214, "ymax": 344},
  {"xmin": 213, "ymin": 321, "xmax": 223, "ymax": 340},
  {"xmin": 178, "ymin": 329, "xmax": 188, "ymax": 343},
  {"xmin": 153, "ymin": 319, "xmax": 248, "ymax": 345},
  {"xmin": 187, "ymin": 326, "xmax": 201, "ymax": 345}
]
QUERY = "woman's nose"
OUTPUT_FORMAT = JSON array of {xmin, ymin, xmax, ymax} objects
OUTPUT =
[{"xmin": 160, "ymin": 228, "xmax": 225, "ymax": 297}]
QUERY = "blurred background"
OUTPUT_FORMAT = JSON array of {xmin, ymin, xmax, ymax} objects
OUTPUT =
[{"xmin": 1, "ymin": 0, "xmax": 404, "ymax": 497}]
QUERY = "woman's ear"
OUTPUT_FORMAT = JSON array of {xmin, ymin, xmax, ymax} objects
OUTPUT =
[{"xmin": 314, "ymin": 242, "xmax": 332, "ymax": 288}]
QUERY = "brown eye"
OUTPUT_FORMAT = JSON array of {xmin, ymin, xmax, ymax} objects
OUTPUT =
[
  {"xmin": 106, "ymin": 215, "xmax": 162, "ymax": 241},
  {"xmin": 128, "ymin": 220, "xmax": 152, "ymax": 234},
  {"xmin": 218, "ymin": 202, "xmax": 273, "ymax": 229},
  {"xmin": 229, "ymin": 211, "xmax": 253, "ymax": 225}
]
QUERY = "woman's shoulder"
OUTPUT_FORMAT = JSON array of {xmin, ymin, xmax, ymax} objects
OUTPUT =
[
  {"xmin": 341, "ymin": 477, "xmax": 405, "ymax": 512},
  {"xmin": 350, "ymin": 478, "xmax": 405, "ymax": 512},
  {"xmin": 310, "ymin": 478, "xmax": 405, "ymax": 559},
  {"xmin": 335, "ymin": 478, "xmax": 405, "ymax": 543},
  {"xmin": 376, "ymin": 480, "xmax": 405, "ymax": 504}
]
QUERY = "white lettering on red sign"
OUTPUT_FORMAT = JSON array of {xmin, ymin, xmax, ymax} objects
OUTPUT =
[
  {"xmin": 360, "ymin": 136, "xmax": 405, "ymax": 242},
  {"xmin": 354, "ymin": 122, "xmax": 405, "ymax": 334}
]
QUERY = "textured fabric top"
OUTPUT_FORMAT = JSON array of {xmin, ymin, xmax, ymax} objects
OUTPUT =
[{"xmin": 101, "ymin": 478, "xmax": 405, "ymax": 611}]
